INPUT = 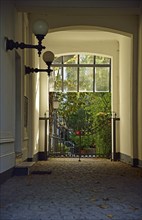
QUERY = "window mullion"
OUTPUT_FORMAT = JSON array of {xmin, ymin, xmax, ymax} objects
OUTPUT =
[
  {"xmin": 109, "ymin": 59, "xmax": 111, "ymax": 92},
  {"xmin": 77, "ymin": 54, "xmax": 79, "ymax": 92},
  {"xmin": 62, "ymin": 56, "xmax": 64, "ymax": 92},
  {"xmin": 94, "ymin": 55, "xmax": 96, "ymax": 92},
  {"xmin": 52, "ymin": 64, "xmax": 110, "ymax": 68},
  {"xmin": 53, "ymin": 54, "xmax": 111, "ymax": 93}
]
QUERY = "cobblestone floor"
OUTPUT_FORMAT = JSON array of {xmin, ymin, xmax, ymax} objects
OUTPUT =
[{"xmin": 0, "ymin": 158, "xmax": 142, "ymax": 220}]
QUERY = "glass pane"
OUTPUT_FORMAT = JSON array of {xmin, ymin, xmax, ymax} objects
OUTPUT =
[
  {"xmin": 95, "ymin": 67, "xmax": 110, "ymax": 92},
  {"xmin": 79, "ymin": 67, "xmax": 93, "ymax": 92},
  {"xmin": 49, "ymin": 74, "xmax": 54, "ymax": 92},
  {"xmin": 53, "ymin": 67, "xmax": 62, "ymax": 92},
  {"xmin": 79, "ymin": 54, "xmax": 94, "ymax": 64},
  {"xmin": 63, "ymin": 55, "xmax": 77, "ymax": 64},
  {"xmin": 53, "ymin": 56, "xmax": 62, "ymax": 64},
  {"xmin": 96, "ymin": 56, "xmax": 111, "ymax": 64},
  {"xmin": 63, "ymin": 67, "xmax": 77, "ymax": 92}
]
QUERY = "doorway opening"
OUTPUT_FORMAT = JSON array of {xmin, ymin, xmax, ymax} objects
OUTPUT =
[
  {"xmin": 48, "ymin": 53, "xmax": 112, "ymax": 158},
  {"xmin": 49, "ymin": 92, "xmax": 111, "ymax": 158}
]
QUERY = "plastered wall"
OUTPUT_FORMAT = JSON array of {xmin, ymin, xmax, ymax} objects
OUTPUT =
[
  {"xmin": 119, "ymin": 36, "xmax": 133, "ymax": 160},
  {"xmin": 0, "ymin": 0, "xmax": 17, "ymax": 172},
  {"xmin": 138, "ymin": 15, "xmax": 142, "ymax": 163}
]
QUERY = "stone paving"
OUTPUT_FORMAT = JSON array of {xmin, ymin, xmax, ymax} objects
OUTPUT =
[{"xmin": 0, "ymin": 158, "xmax": 142, "ymax": 220}]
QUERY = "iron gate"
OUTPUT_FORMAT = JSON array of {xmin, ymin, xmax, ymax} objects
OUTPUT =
[{"xmin": 48, "ymin": 92, "xmax": 112, "ymax": 159}]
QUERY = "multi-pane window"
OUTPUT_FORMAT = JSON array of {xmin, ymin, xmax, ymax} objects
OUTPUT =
[
  {"xmin": 79, "ymin": 67, "xmax": 93, "ymax": 92},
  {"xmin": 49, "ymin": 54, "xmax": 111, "ymax": 92},
  {"xmin": 95, "ymin": 67, "xmax": 110, "ymax": 92},
  {"xmin": 63, "ymin": 67, "xmax": 78, "ymax": 92}
]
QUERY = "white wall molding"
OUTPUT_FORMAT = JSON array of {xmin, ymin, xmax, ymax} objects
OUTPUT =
[
  {"xmin": 0, "ymin": 137, "xmax": 15, "ymax": 144},
  {"xmin": 0, "ymin": 151, "xmax": 15, "ymax": 173},
  {"xmin": 23, "ymin": 137, "xmax": 29, "ymax": 141},
  {"xmin": 0, "ymin": 152, "xmax": 15, "ymax": 158}
]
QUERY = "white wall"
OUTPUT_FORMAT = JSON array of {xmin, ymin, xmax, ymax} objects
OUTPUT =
[
  {"xmin": 0, "ymin": 0, "xmax": 16, "ymax": 172},
  {"xmin": 138, "ymin": 15, "xmax": 142, "ymax": 163},
  {"xmin": 119, "ymin": 35, "xmax": 133, "ymax": 161},
  {"xmin": 39, "ymin": 71, "xmax": 49, "ymax": 152},
  {"xmin": 28, "ymin": 44, "xmax": 40, "ymax": 158},
  {"xmin": 0, "ymin": 0, "xmax": 31, "ymax": 172},
  {"xmin": 23, "ymin": 13, "xmax": 30, "ymax": 160}
]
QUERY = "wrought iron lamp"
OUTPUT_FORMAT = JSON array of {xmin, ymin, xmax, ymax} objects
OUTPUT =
[
  {"xmin": 5, "ymin": 20, "xmax": 48, "ymax": 56},
  {"xmin": 25, "ymin": 51, "xmax": 54, "ymax": 76}
]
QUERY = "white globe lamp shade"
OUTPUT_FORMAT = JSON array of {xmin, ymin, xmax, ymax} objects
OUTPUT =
[
  {"xmin": 43, "ymin": 51, "xmax": 55, "ymax": 63},
  {"xmin": 32, "ymin": 20, "xmax": 48, "ymax": 36}
]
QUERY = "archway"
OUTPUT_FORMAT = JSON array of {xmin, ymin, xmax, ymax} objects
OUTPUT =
[{"xmin": 38, "ymin": 26, "xmax": 133, "ymax": 163}]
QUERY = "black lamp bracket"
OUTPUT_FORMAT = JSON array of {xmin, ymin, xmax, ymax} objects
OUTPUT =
[
  {"xmin": 25, "ymin": 64, "xmax": 53, "ymax": 77},
  {"xmin": 5, "ymin": 34, "xmax": 46, "ymax": 57}
]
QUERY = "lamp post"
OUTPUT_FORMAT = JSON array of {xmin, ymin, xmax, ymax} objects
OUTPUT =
[
  {"xmin": 25, "ymin": 51, "xmax": 54, "ymax": 76},
  {"xmin": 111, "ymin": 112, "xmax": 120, "ymax": 161},
  {"xmin": 75, "ymin": 130, "xmax": 82, "ymax": 162},
  {"xmin": 5, "ymin": 19, "xmax": 48, "ymax": 56},
  {"xmin": 39, "ymin": 112, "xmax": 49, "ymax": 160}
]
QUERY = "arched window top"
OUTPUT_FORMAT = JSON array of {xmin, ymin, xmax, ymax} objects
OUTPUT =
[
  {"xmin": 50, "ymin": 53, "xmax": 111, "ymax": 93},
  {"xmin": 53, "ymin": 53, "xmax": 111, "ymax": 65}
]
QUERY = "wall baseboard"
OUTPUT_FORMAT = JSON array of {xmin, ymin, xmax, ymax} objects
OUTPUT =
[
  {"xmin": 27, "ymin": 152, "xmax": 48, "ymax": 162},
  {"xmin": 0, "ymin": 167, "xmax": 14, "ymax": 185},
  {"xmin": 118, "ymin": 152, "xmax": 142, "ymax": 167},
  {"xmin": 27, "ymin": 152, "xmax": 39, "ymax": 162},
  {"xmin": 38, "ymin": 152, "xmax": 48, "ymax": 161}
]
